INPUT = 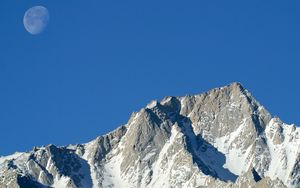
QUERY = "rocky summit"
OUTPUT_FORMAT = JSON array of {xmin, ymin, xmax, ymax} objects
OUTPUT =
[{"xmin": 0, "ymin": 82, "xmax": 299, "ymax": 188}]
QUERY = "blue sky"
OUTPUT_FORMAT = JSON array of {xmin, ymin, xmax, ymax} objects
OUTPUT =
[{"xmin": 0, "ymin": 1, "xmax": 298, "ymax": 155}]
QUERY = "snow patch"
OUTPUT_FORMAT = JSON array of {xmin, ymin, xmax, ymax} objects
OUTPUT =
[{"xmin": 0, "ymin": 152, "xmax": 23, "ymax": 164}]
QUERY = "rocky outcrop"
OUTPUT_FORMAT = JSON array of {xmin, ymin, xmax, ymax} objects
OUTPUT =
[{"xmin": 0, "ymin": 82, "xmax": 299, "ymax": 188}]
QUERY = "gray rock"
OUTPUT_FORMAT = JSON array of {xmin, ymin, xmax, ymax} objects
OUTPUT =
[{"xmin": 0, "ymin": 82, "xmax": 298, "ymax": 188}]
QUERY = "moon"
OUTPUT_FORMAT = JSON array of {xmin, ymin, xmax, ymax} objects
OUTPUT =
[{"xmin": 23, "ymin": 6, "xmax": 49, "ymax": 35}]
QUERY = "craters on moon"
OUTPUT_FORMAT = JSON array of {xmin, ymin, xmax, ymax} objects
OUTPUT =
[{"xmin": 23, "ymin": 6, "xmax": 49, "ymax": 35}]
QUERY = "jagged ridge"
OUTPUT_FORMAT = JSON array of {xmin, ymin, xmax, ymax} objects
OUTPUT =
[{"xmin": 0, "ymin": 82, "xmax": 299, "ymax": 188}]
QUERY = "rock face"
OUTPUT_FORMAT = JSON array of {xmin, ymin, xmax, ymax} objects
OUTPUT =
[{"xmin": 0, "ymin": 82, "xmax": 299, "ymax": 188}]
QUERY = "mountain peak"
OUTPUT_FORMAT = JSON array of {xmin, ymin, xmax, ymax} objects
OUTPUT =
[
  {"xmin": 0, "ymin": 83, "xmax": 299, "ymax": 188},
  {"xmin": 228, "ymin": 81, "xmax": 244, "ymax": 89},
  {"xmin": 210, "ymin": 81, "xmax": 245, "ymax": 94}
]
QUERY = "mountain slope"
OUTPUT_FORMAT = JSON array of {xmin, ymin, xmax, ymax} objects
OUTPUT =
[{"xmin": 0, "ymin": 82, "xmax": 299, "ymax": 188}]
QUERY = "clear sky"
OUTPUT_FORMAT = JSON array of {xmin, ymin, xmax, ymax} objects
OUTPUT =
[{"xmin": 0, "ymin": 1, "xmax": 298, "ymax": 155}]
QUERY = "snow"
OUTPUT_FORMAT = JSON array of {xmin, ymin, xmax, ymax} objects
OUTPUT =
[
  {"xmin": 265, "ymin": 118, "xmax": 300, "ymax": 187},
  {"xmin": 102, "ymin": 151, "xmax": 126, "ymax": 188},
  {"xmin": 0, "ymin": 152, "xmax": 23, "ymax": 164},
  {"xmin": 52, "ymin": 175, "xmax": 70, "ymax": 188},
  {"xmin": 143, "ymin": 150, "xmax": 157, "ymax": 161},
  {"xmin": 101, "ymin": 140, "xmax": 132, "ymax": 188},
  {"xmin": 81, "ymin": 140, "xmax": 101, "ymax": 188},
  {"xmin": 149, "ymin": 124, "xmax": 209, "ymax": 187},
  {"xmin": 213, "ymin": 116, "xmax": 300, "ymax": 187},
  {"xmin": 1, "ymin": 85, "xmax": 300, "ymax": 188},
  {"xmin": 146, "ymin": 100, "xmax": 158, "ymax": 109},
  {"xmin": 149, "ymin": 125, "xmax": 181, "ymax": 188},
  {"xmin": 214, "ymin": 117, "xmax": 253, "ymax": 175},
  {"xmin": 178, "ymin": 117, "xmax": 238, "ymax": 182},
  {"xmin": 0, "ymin": 152, "xmax": 30, "ymax": 175}
]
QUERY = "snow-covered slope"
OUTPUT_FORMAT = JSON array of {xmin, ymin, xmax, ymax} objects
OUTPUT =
[{"xmin": 0, "ymin": 82, "xmax": 299, "ymax": 188}]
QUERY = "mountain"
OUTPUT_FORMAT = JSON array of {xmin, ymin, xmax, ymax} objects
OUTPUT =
[{"xmin": 0, "ymin": 82, "xmax": 299, "ymax": 188}]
